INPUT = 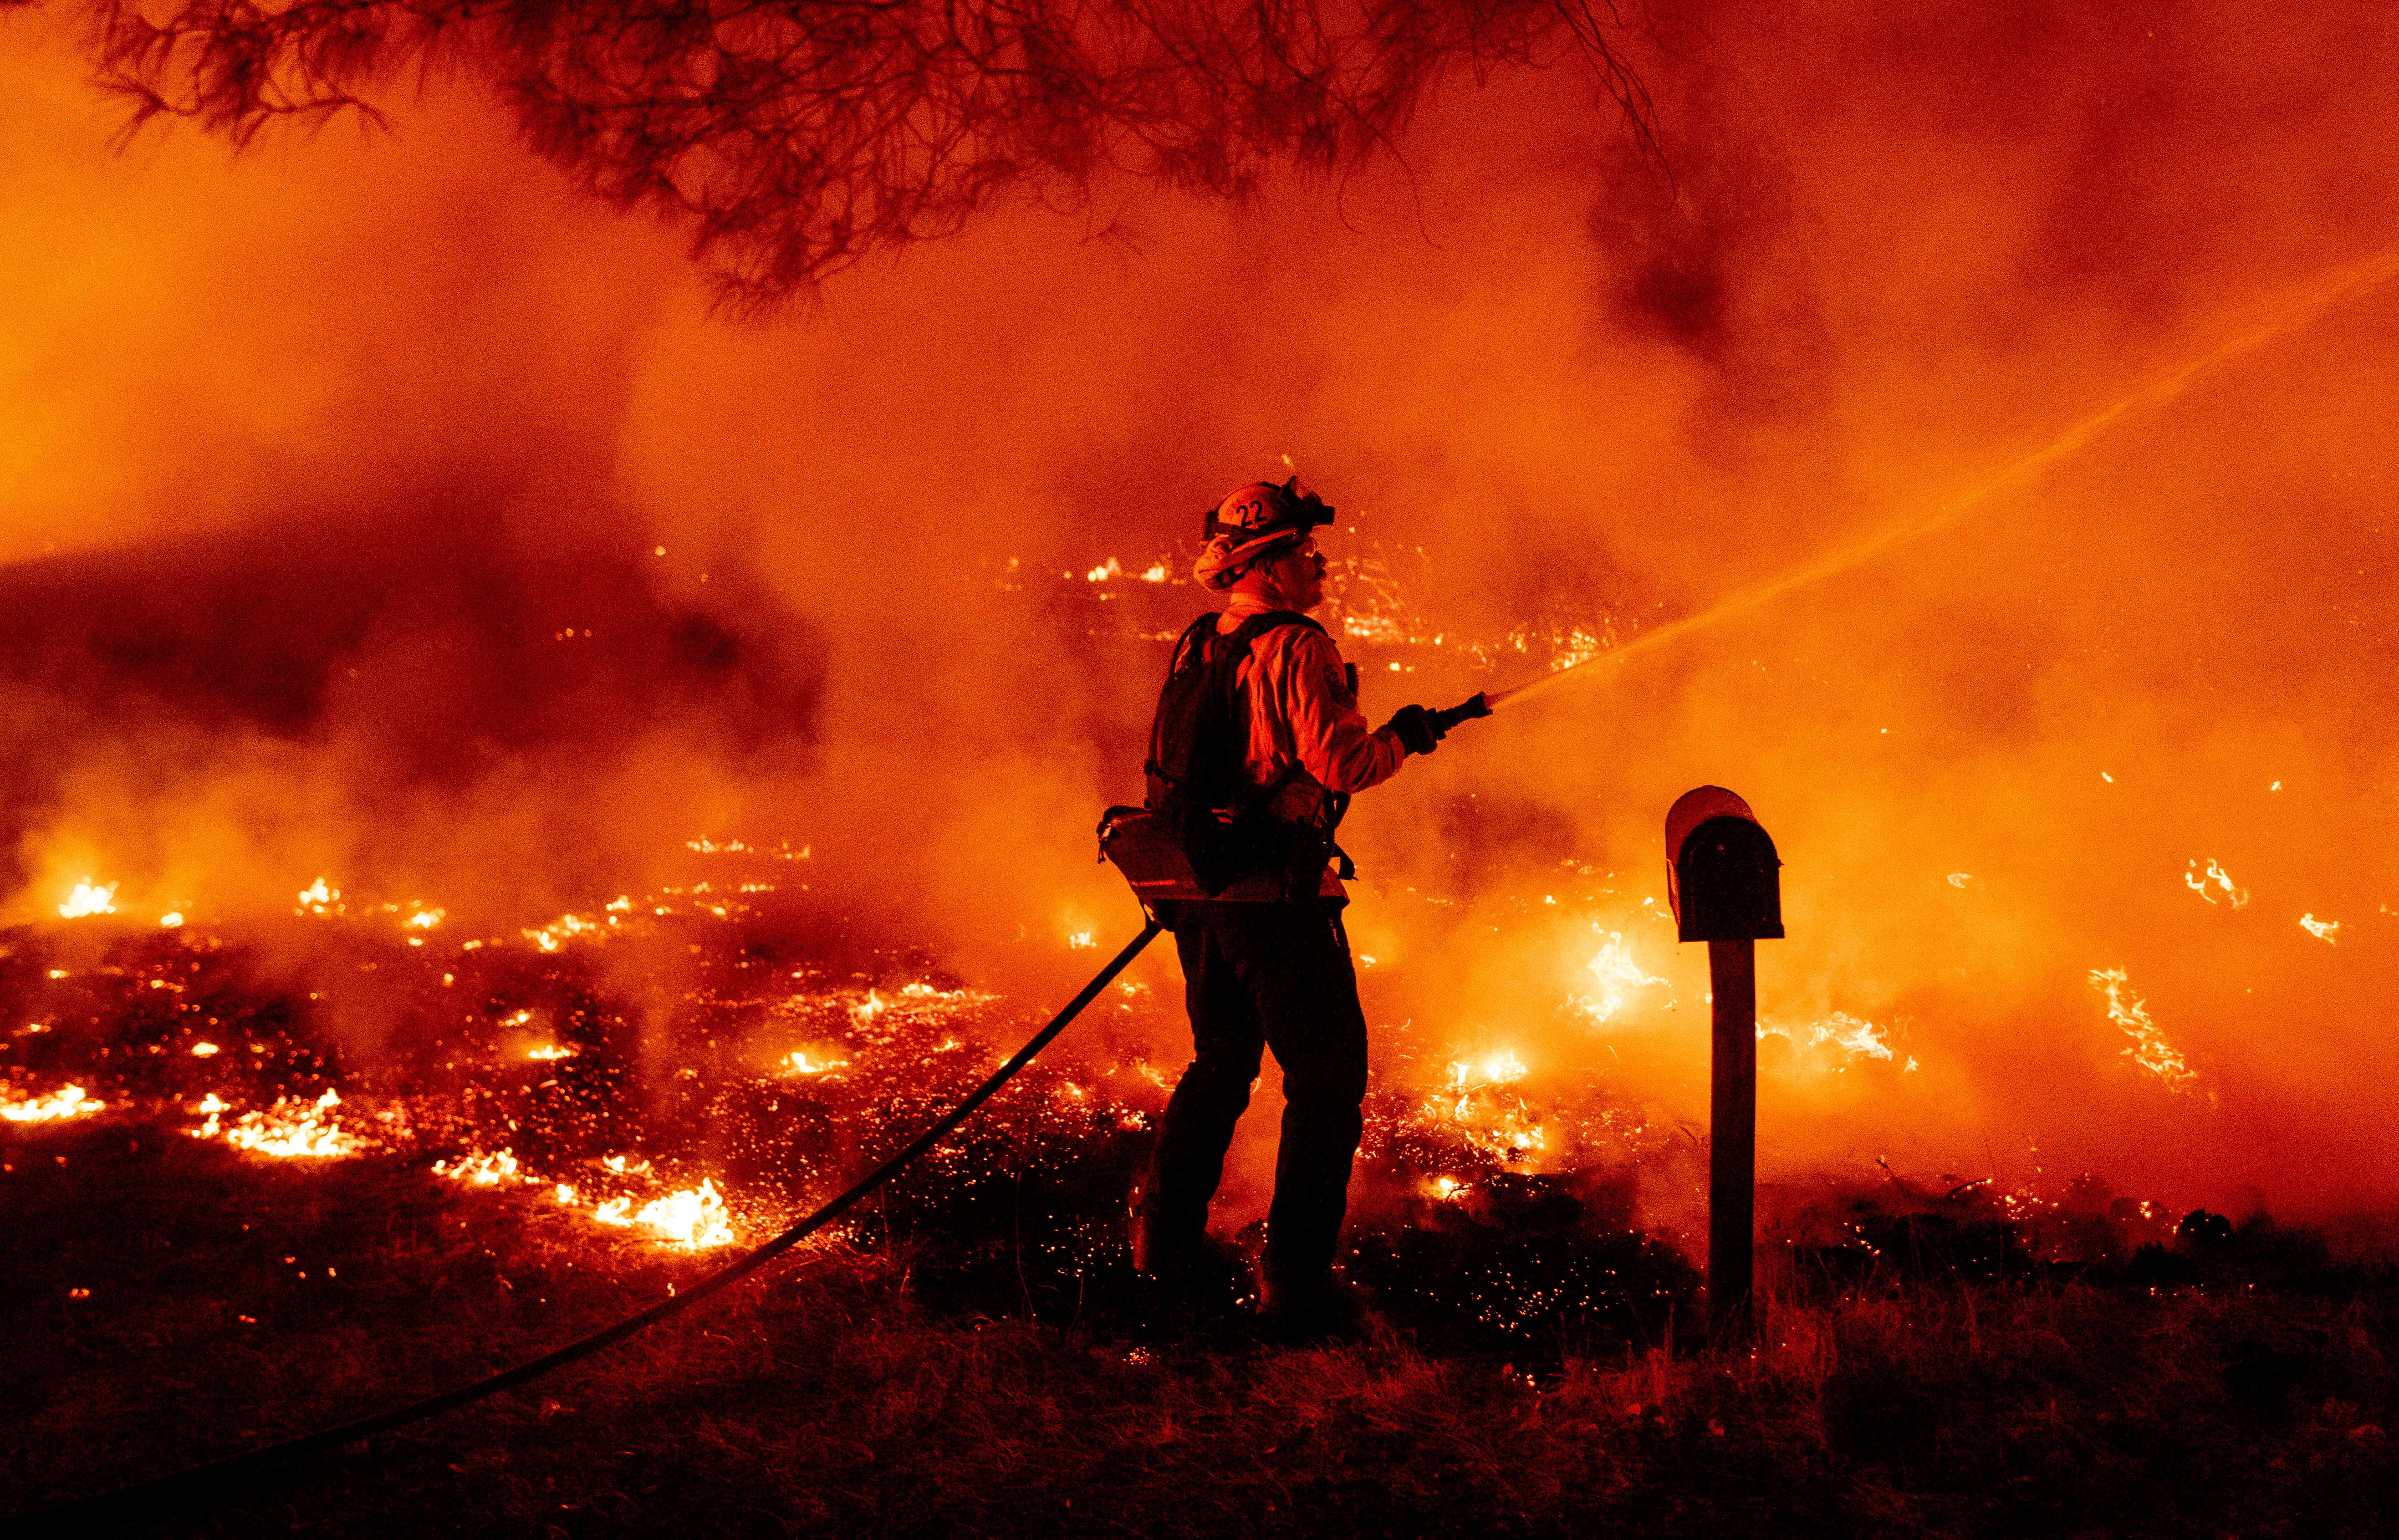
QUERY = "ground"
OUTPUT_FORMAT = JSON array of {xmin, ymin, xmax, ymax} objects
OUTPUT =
[{"xmin": 5, "ymin": 1114, "xmax": 2393, "ymax": 1537}]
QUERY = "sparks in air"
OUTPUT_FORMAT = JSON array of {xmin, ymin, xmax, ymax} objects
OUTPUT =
[
  {"xmin": 295, "ymin": 878, "xmax": 342, "ymax": 915},
  {"xmin": 58, "ymin": 881, "xmax": 117, "ymax": 919},
  {"xmin": 2089, "ymin": 968, "xmax": 2197, "ymax": 1091},
  {"xmin": 2, "ymin": 1083, "xmax": 106, "ymax": 1123},
  {"xmin": 2185, "ymin": 859, "xmax": 2249, "ymax": 908},
  {"xmin": 2298, "ymin": 913, "xmax": 2338, "ymax": 944}
]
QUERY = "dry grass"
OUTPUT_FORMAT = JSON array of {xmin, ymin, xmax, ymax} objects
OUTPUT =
[{"xmin": 5, "ymin": 1117, "xmax": 2394, "ymax": 1536}]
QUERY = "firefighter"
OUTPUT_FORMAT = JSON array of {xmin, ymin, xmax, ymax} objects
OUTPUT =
[{"xmin": 1137, "ymin": 477, "xmax": 1449, "ymax": 1339}]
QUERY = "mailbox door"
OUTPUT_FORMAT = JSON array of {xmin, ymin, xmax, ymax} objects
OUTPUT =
[{"xmin": 1675, "ymin": 815, "xmax": 1784, "ymax": 942}]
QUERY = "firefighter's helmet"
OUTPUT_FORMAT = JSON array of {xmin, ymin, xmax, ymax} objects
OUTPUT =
[{"xmin": 1193, "ymin": 478, "xmax": 1336, "ymax": 589}]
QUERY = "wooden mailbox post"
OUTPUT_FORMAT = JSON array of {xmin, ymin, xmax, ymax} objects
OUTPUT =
[{"xmin": 1665, "ymin": 787, "xmax": 1784, "ymax": 1343}]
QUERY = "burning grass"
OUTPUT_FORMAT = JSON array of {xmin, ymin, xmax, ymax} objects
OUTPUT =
[{"xmin": 3, "ymin": 894, "xmax": 2395, "ymax": 1530}]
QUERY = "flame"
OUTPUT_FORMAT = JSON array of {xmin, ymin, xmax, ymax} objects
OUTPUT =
[
  {"xmin": 526, "ymin": 1045, "xmax": 577, "ymax": 1061},
  {"xmin": 588, "ymin": 1179, "xmax": 734, "ymax": 1249},
  {"xmin": 2, "ymin": 1083, "xmax": 106, "ymax": 1122},
  {"xmin": 57, "ymin": 881, "xmax": 117, "ymax": 919},
  {"xmin": 1423, "ymin": 1050, "xmax": 1547, "ymax": 1166},
  {"xmin": 194, "ymin": 1088, "xmax": 370, "ymax": 1158},
  {"xmin": 628, "ymin": 1179, "xmax": 735, "ymax": 1249},
  {"xmin": 1429, "ymin": 1175, "xmax": 1467, "ymax": 1201},
  {"xmin": 295, "ymin": 878, "xmax": 343, "ymax": 915},
  {"xmin": 2184, "ymin": 858, "xmax": 2250, "ymax": 908},
  {"xmin": 1066, "ymin": 929, "xmax": 1096, "ymax": 950},
  {"xmin": 2299, "ymin": 913, "xmax": 2339, "ymax": 944},
  {"xmin": 406, "ymin": 906, "xmax": 444, "ymax": 929},
  {"xmin": 783, "ymin": 1050, "xmax": 849, "ymax": 1076},
  {"xmin": 1577, "ymin": 931, "xmax": 1670, "ymax": 1022},
  {"xmin": 2089, "ymin": 968, "xmax": 2197, "ymax": 1091},
  {"xmin": 1760, "ymin": 1012, "xmax": 1897, "ymax": 1065},
  {"xmin": 191, "ymin": 1041, "xmax": 220, "ymax": 1057},
  {"xmin": 159, "ymin": 911, "xmax": 185, "ymax": 928},
  {"xmin": 520, "ymin": 910, "xmax": 622, "ymax": 949},
  {"xmin": 434, "ymin": 1148, "xmax": 521, "ymax": 1185},
  {"xmin": 1449, "ymin": 1051, "xmax": 1528, "ymax": 1089}
]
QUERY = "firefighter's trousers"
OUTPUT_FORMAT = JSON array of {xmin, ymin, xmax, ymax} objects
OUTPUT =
[{"xmin": 1145, "ymin": 900, "xmax": 1369, "ymax": 1290}]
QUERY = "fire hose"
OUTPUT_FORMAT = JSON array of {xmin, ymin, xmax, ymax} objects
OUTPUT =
[{"xmin": 23, "ymin": 918, "xmax": 1165, "ymax": 1531}]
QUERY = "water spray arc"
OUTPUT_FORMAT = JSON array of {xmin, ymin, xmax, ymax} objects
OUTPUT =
[{"xmin": 1475, "ymin": 240, "xmax": 2399, "ymax": 714}]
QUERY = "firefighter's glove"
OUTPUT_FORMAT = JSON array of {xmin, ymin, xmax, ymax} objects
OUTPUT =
[{"xmin": 1385, "ymin": 704, "xmax": 1442, "ymax": 756}]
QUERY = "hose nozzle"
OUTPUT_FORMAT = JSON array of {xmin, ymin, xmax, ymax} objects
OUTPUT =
[{"xmin": 1427, "ymin": 693, "xmax": 1492, "ymax": 737}]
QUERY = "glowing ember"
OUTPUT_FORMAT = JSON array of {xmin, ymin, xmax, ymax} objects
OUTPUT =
[
  {"xmin": 1578, "ymin": 932, "xmax": 1670, "ymax": 1023},
  {"xmin": 1067, "ymin": 930, "xmax": 1096, "ymax": 949},
  {"xmin": 2185, "ymin": 859, "xmax": 2250, "ymax": 908},
  {"xmin": 195, "ymin": 1088, "xmax": 371, "ymax": 1158},
  {"xmin": 434, "ymin": 1149, "xmax": 521, "ymax": 1185},
  {"xmin": 57, "ymin": 881, "xmax": 117, "ymax": 919},
  {"xmin": 526, "ymin": 1045, "xmax": 577, "ymax": 1061},
  {"xmin": 2, "ymin": 1083, "xmax": 106, "ymax": 1123},
  {"xmin": 783, "ymin": 1050, "xmax": 849, "ymax": 1076},
  {"xmin": 2299, "ymin": 913, "xmax": 2339, "ymax": 944},
  {"xmin": 159, "ymin": 912, "xmax": 185, "ymax": 928},
  {"xmin": 554, "ymin": 1183, "xmax": 578, "ymax": 1204},
  {"xmin": 1429, "ymin": 1175, "xmax": 1467, "ymax": 1201},
  {"xmin": 406, "ymin": 907, "xmax": 445, "ymax": 929},
  {"xmin": 190, "ymin": 1041, "xmax": 220, "ymax": 1057},
  {"xmin": 2089, "ymin": 968, "xmax": 2197, "ymax": 1091},
  {"xmin": 295, "ymin": 878, "xmax": 343, "ymax": 916}
]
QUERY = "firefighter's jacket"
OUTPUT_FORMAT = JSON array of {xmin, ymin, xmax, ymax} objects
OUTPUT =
[{"xmin": 1220, "ymin": 596, "xmax": 1407, "ymax": 894}]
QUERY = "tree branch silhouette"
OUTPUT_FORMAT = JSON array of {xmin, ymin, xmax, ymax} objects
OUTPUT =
[{"xmin": 62, "ymin": 0, "xmax": 1653, "ymax": 303}]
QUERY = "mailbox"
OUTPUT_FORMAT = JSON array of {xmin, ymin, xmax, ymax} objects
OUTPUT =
[{"xmin": 1665, "ymin": 786, "xmax": 1783, "ymax": 943}]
